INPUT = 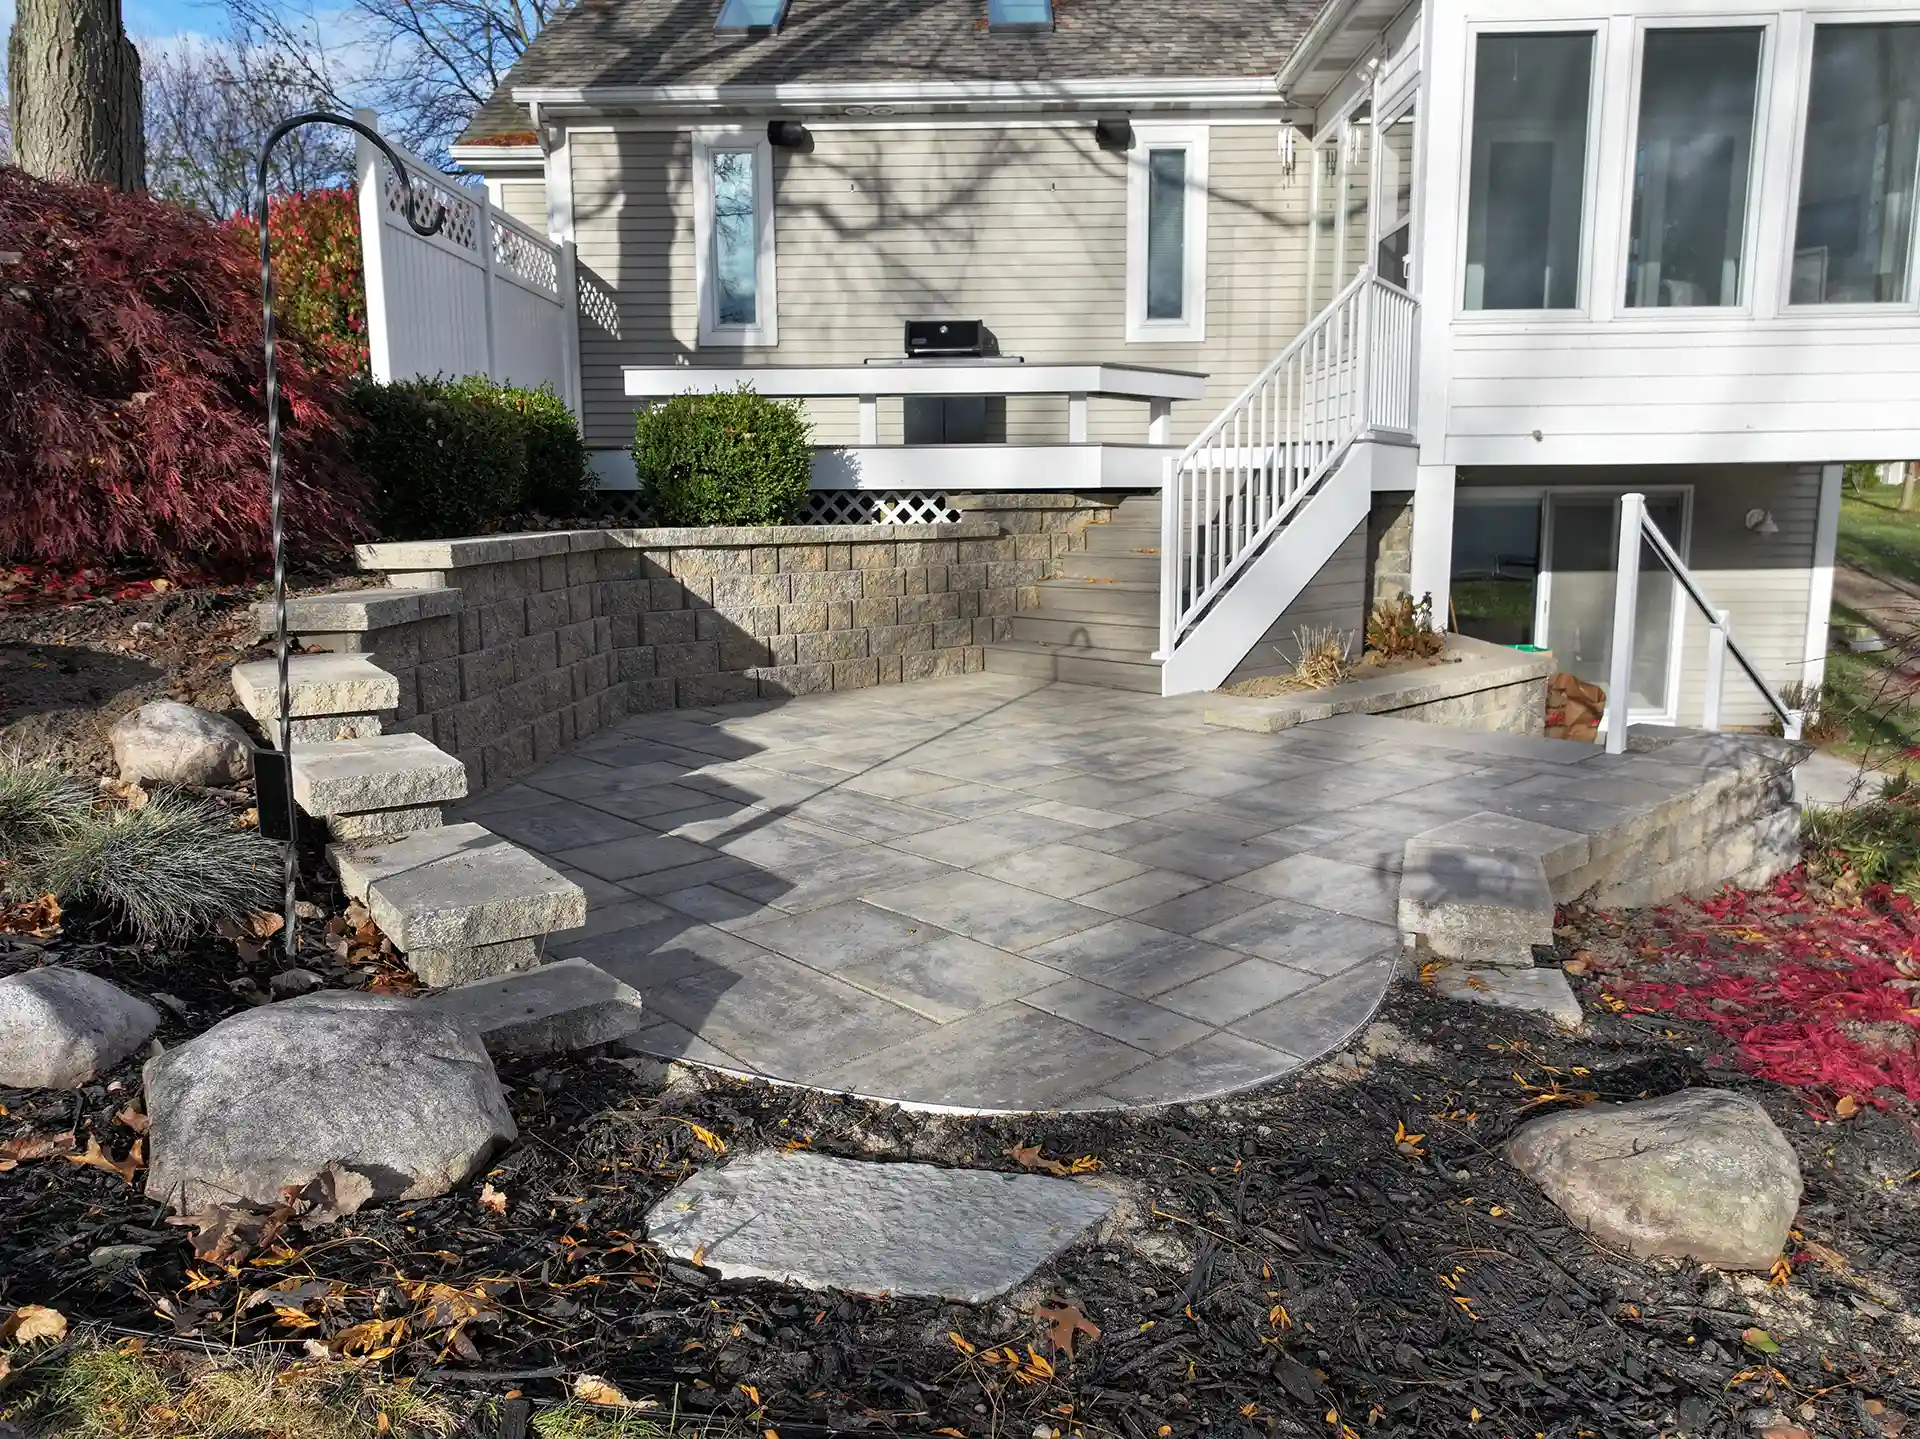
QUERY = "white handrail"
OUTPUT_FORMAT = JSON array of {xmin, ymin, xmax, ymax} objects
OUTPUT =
[
  {"xmin": 1604, "ymin": 492, "xmax": 1802, "ymax": 754},
  {"xmin": 1157, "ymin": 267, "xmax": 1417, "ymax": 658}
]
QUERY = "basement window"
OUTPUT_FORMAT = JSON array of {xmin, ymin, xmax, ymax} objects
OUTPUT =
[
  {"xmin": 716, "ymin": 0, "xmax": 788, "ymax": 32},
  {"xmin": 988, "ymin": 0, "xmax": 1052, "ymax": 32}
]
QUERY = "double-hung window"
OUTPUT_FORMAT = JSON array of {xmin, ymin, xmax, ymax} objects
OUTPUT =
[
  {"xmin": 1126, "ymin": 124, "xmax": 1208, "ymax": 343},
  {"xmin": 1462, "ymin": 31, "xmax": 1596, "ymax": 312},
  {"xmin": 1789, "ymin": 22, "xmax": 1920, "ymax": 306},
  {"xmin": 693, "ymin": 128, "xmax": 778, "ymax": 346}
]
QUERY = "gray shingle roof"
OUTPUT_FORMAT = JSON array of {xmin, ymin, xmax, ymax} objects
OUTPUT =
[{"xmin": 456, "ymin": 0, "xmax": 1319, "ymax": 143}]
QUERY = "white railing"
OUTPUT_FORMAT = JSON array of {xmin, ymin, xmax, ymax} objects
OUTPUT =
[
  {"xmin": 354, "ymin": 111, "xmax": 585, "ymax": 411},
  {"xmin": 1604, "ymin": 491, "xmax": 1802, "ymax": 753},
  {"xmin": 1157, "ymin": 268, "xmax": 1416, "ymax": 656}
]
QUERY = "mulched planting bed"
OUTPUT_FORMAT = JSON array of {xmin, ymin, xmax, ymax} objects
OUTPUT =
[
  {"xmin": 0, "ymin": 563, "xmax": 371, "ymax": 774},
  {"xmin": 5, "ymin": 879, "xmax": 1918, "ymax": 1439}
]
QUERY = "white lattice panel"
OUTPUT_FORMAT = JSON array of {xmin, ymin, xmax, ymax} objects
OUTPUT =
[
  {"xmin": 492, "ymin": 218, "xmax": 559, "ymax": 295},
  {"xmin": 578, "ymin": 274, "xmax": 622, "ymax": 338},
  {"xmin": 802, "ymin": 491, "xmax": 960, "ymax": 525}
]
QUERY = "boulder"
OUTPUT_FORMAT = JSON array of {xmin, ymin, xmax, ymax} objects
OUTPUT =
[
  {"xmin": 110, "ymin": 701, "xmax": 253, "ymax": 787},
  {"xmin": 1505, "ymin": 1089, "xmax": 1800, "ymax": 1270},
  {"xmin": 143, "ymin": 991, "xmax": 514, "ymax": 1213},
  {"xmin": 0, "ymin": 967, "xmax": 160, "ymax": 1088}
]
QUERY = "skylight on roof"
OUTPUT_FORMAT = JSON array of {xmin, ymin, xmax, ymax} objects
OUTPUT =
[
  {"xmin": 715, "ymin": 0, "xmax": 787, "ymax": 31},
  {"xmin": 988, "ymin": 0, "xmax": 1052, "ymax": 31}
]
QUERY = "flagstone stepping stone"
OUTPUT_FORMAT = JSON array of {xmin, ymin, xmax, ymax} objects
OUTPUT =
[
  {"xmin": 1429, "ymin": 962, "xmax": 1583, "ymax": 1029},
  {"xmin": 647, "ymin": 1150, "xmax": 1115, "ymax": 1302},
  {"xmin": 1505, "ymin": 1089, "xmax": 1801, "ymax": 1270}
]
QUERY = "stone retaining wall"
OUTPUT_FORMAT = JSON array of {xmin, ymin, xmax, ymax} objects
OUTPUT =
[
  {"xmin": 1381, "ymin": 675, "xmax": 1546, "ymax": 736},
  {"xmin": 278, "ymin": 497, "xmax": 1111, "ymax": 791}
]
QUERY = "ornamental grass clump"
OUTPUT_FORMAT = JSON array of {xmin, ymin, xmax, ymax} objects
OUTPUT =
[
  {"xmin": 0, "ymin": 750, "xmax": 93, "ymax": 861},
  {"xmin": 632, "ymin": 385, "xmax": 812, "ymax": 526}
]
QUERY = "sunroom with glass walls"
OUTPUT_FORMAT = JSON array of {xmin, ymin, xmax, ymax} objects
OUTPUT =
[{"xmin": 1414, "ymin": 0, "xmax": 1920, "ymax": 470}]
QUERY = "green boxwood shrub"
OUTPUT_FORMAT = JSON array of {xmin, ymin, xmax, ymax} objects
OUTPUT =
[
  {"xmin": 349, "ymin": 376, "xmax": 527, "ymax": 539},
  {"xmin": 493, "ymin": 382, "xmax": 596, "ymax": 518},
  {"xmin": 632, "ymin": 386, "xmax": 813, "ymax": 526}
]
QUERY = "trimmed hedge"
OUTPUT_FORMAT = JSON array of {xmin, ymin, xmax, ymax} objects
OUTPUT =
[
  {"xmin": 632, "ymin": 386, "xmax": 812, "ymax": 526},
  {"xmin": 348, "ymin": 376, "xmax": 595, "ymax": 539}
]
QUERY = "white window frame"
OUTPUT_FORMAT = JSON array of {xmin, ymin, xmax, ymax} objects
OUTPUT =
[
  {"xmin": 1614, "ymin": 16, "xmax": 1777, "ymax": 318},
  {"xmin": 1455, "ymin": 20, "xmax": 1609, "ymax": 321},
  {"xmin": 1126, "ymin": 123, "xmax": 1209, "ymax": 344},
  {"xmin": 1780, "ymin": 13, "xmax": 1920, "ymax": 314},
  {"xmin": 692, "ymin": 126, "xmax": 778, "ymax": 348}
]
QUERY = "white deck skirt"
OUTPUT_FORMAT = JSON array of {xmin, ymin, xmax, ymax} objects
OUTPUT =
[{"xmin": 809, "ymin": 443, "xmax": 1179, "ymax": 491}]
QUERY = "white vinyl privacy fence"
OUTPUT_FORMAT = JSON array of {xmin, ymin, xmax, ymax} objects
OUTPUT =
[{"xmin": 355, "ymin": 113, "xmax": 585, "ymax": 411}]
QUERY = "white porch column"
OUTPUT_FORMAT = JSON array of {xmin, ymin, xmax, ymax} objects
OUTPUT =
[
  {"xmin": 1408, "ymin": 462, "xmax": 1457, "ymax": 617},
  {"xmin": 1802, "ymin": 462, "xmax": 1843, "ymax": 693}
]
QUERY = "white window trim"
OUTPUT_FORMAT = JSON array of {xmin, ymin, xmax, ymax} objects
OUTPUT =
[
  {"xmin": 692, "ymin": 126, "xmax": 778, "ymax": 348},
  {"xmin": 1126, "ymin": 123, "xmax": 1209, "ymax": 344}
]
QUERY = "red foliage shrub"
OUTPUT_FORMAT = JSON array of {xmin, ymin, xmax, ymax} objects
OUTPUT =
[
  {"xmin": 0, "ymin": 169, "xmax": 371, "ymax": 576},
  {"xmin": 227, "ymin": 188, "xmax": 368, "ymax": 373}
]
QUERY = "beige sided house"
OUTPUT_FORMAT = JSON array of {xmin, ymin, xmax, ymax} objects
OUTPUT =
[{"xmin": 454, "ymin": 0, "xmax": 1920, "ymax": 731}]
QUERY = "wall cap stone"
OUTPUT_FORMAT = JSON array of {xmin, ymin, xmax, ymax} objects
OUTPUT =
[{"xmin": 354, "ymin": 522, "xmax": 1001, "ymax": 570}]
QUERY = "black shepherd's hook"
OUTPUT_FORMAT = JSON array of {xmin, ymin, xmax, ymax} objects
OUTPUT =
[{"xmin": 256, "ymin": 111, "xmax": 445, "ymax": 959}]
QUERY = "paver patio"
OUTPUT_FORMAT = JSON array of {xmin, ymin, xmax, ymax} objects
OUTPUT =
[{"xmin": 449, "ymin": 674, "xmax": 1624, "ymax": 1111}]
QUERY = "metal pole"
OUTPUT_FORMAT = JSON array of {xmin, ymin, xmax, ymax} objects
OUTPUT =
[
  {"xmin": 1605, "ymin": 492, "xmax": 1645, "ymax": 756},
  {"xmin": 255, "ymin": 111, "xmax": 443, "ymax": 958},
  {"xmin": 1702, "ymin": 607, "xmax": 1730, "ymax": 732}
]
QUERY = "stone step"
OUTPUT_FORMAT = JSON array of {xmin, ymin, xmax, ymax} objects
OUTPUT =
[
  {"xmin": 231, "ymin": 655, "xmax": 399, "ymax": 740},
  {"xmin": 290, "ymin": 733, "xmax": 468, "ymax": 818},
  {"xmin": 420, "ymin": 957, "xmax": 646, "ymax": 1056},
  {"xmin": 1397, "ymin": 840, "xmax": 1556, "ymax": 963},
  {"xmin": 1026, "ymin": 579, "xmax": 1161, "ymax": 621},
  {"xmin": 1053, "ymin": 551, "xmax": 1160, "ymax": 583},
  {"xmin": 983, "ymin": 639, "xmax": 1163, "ymax": 693},
  {"xmin": 254, "ymin": 586, "xmax": 461, "ymax": 638},
  {"xmin": 1428, "ymin": 962, "xmax": 1583, "ymax": 1029},
  {"xmin": 1009, "ymin": 612, "xmax": 1161, "ymax": 652},
  {"xmin": 329, "ymin": 822, "xmax": 587, "ymax": 956}
]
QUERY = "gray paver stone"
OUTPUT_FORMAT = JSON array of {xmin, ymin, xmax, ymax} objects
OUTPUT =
[
  {"xmin": 1429, "ymin": 963, "xmax": 1583, "ymax": 1029},
  {"xmin": 406, "ymin": 938, "xmax": 543, "ymax": 987},
  {"xmin": 1397, "ymin": 843, "xmax": 1554, "ymax": 963},
  {"xmin": 290, "ymin": 734, "xmax": 468, "ymax": 816},
  {"xmin": 647, "ymin": 1150, "xmax": 1115, "ymax": 1301},
  {"xmin": 328, "ymin": 806, "xmax": 445, "ymax": 842},
  {"xmin": 422, "ymin": 957, "xmax": 645, "ymax": 1055}
]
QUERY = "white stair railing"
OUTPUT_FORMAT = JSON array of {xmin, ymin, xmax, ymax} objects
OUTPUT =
[
  {"xmin": 1604, "ymin": 491, "xmax": 1803, "ymax": 753},
  {"xmin": 1157, "ymin": 267, "xmax": 1417, "ymax": 658}
]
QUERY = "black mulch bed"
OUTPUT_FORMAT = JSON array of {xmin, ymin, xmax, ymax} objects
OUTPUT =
[{"xmin": 4, "ymin": 924, "xmax": 1918, "ymax": 1439}]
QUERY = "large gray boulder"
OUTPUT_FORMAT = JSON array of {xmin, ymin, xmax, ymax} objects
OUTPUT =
[
  {"xmin": 1505, "ymin": 1089, "xmax": 1801, "ymax": 1270},
  {"xmin": 143, "ymin": 991, "xmax": 515, "ymax": 1213},
  {"xmin": 0, "ymin": 967, "xmax": 160, "ymax": 1088},
  {"xmin": 110, "ymin": 701, "xmax": 254, "ymax": 787}
]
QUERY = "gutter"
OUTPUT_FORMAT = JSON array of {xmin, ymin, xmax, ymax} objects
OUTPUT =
[
  {"xmin": 1273, "ymin": 0, "xmax": 1371, "ymax": 97},
  {"xmin": 511, "ymin": 74, "xmax": 1288, "ymax": 115}
]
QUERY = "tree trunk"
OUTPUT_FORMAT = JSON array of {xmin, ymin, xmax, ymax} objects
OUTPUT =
[
  {"xmin": 1901, "ymin": 461, "xmax": 1918, "ymax": 513},
  {"xmin": 7, "ymin": 0, "xmax": 144, "ymax": 191}
]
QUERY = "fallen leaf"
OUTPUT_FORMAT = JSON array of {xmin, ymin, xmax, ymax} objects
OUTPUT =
[
  {"xmin": 0, "ymin": 1305, "xmax": 67, "ymax": 1346},
  {"xmin": 671, "ymin": 1119, "xmax": 726, "ymax": 1156},
  {"xmin": 1760, "ymin": 1426, "xmax": 1811, "ymax": 1439},
  {"xmin": 572, "ymin": 1373, "xmax": 658, "ymax": 1409},
  {"xmin": 0, "ymin": 1130, "xmax": 75, "ymax": 1165},
  {"xmin": 113, "ymin": 1105, "xmax": 149, "ymax": 1136},
  {"xmin": 1009, "ymin": 1143, "xmax": 1098, "ymax": 1176},
  {"xmin": 330, "ymin": 1317, "xmax": 405, "ymax": 1359},
  {"xmin": 168, "ymin": 1199, "xmax": 294, "ymax": 1265},
  {"xmin": 0, "ymin": 894, "xmax": 61, "ymax": 938},
  {"xmin": 1035, "ymin": 1301, "xmax": 1101, "ymax": 1359},
  {"xmin": 1836, "ymin": 1095, "xmax": 1861, "ymax": 1119},
  {"xmin": 1742, "ymin": 1327, "xmax": 1782, "ymax": 1355},
  {"xmin": 1563, "ymin": 951, "xmax": 1593, "ymax": 976},
  {"xmin": 287, "ymin": 1162, "xmax": 374, "ymax": 1227},
  {"xmin": 65, "ymin": 1135, "xmax": 143, "ymax": 1185},
  {"xmin": 478, "ymin": 1182, "xmax": 508, "ymax": 1216}
]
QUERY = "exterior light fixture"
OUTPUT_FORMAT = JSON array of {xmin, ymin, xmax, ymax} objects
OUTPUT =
[
  {"xmin": 768, "ymin": 119, "xmax": 814, "ymax": 150},
  {"xmin": 252, "ymin": 111, "xmax": 444, "ymax": 958},
  {"xmin": 1094, "ymin": 119, "xmax": 1133, "ymax": 152},
  {"xmin": 1744, "ymin": 508, "xmax": 1780, "ymax": 535}
]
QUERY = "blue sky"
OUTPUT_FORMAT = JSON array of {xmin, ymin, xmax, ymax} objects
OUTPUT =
[{"xmin": 124, "ymin": 0, "xmax": 222, "ymax": 36}]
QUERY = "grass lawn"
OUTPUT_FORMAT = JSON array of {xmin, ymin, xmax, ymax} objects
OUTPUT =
[{"xmin": 1821, "ymin": 489, "xmax": 1920, "ymax": 765}]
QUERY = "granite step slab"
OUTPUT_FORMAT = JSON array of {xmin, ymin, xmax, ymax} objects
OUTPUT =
[
  {"xmin": 253, "ymin": 587, "xmax": 460, "ymax": 637},
  {"xmin": 1428, "ymin": 962, "xmax": 1583, "ymax": 1029},
  {"xmin": 647, "ymin": 1149, "xmax": 1115, "ymax": 1302},
  {"xmin": 1397, "ymin": 842, "xmax": 1555, "ymax": 963},
  {"xmin": 328, "ymin": 822, "xmax": 586, "ymax": 953},
  {"xmin": 421, "ymin": 957, "xmax": 645, "ymax": 1055},
  {"xmin": 290, "ymin": 733, "xmax": 468, "ymax": 817},
  {"xmin": 231, "ymin": 654, "xmax": 400, "ymax": 730}
]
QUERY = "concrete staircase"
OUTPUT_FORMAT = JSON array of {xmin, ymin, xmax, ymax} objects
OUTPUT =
[
  {"xmin": 232, "ymin": 643, "xmax": 593, "ymax": 996},
  {"xmin": 983, "ymin": 494, "xmax": 1165, "ymax": 693}
]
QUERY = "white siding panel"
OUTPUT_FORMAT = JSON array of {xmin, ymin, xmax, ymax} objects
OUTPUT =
[
  {"xmin": 497, "ymin": 180, "xmax": 548, "ymax": 232},
  {"xmin": 566, "ymin": 123, "xmax": 1312, "ymax": 452}
]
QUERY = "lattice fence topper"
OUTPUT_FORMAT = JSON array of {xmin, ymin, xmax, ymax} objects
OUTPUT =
[
  {"xmin": 801, "ymin": 490, "xmax": 961, "ymax": 525},
  {"xmin": 492, "ymin": 218, "xmax": 559, "ymax": 294},
  {"xmin": 381, "ymin": 157, "xmax": 478, "ymax": 251},
  {"xmin": 577, "ymin": 274, "xmax": 622, "ymax": 338}
]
